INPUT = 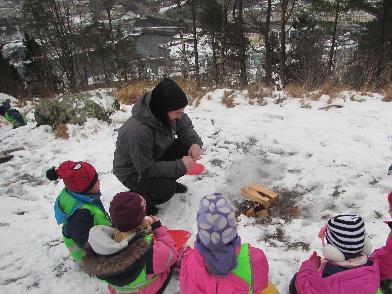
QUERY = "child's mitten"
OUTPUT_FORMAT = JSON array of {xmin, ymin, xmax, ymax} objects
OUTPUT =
[{"xmin": 308, "ymin": 251, "xmax": 321, "ymax": 268}]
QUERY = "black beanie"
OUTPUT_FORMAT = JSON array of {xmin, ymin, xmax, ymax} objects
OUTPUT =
[{"xmin": 150, "ymin": 78, "xmax": 188, "ymax": 126}]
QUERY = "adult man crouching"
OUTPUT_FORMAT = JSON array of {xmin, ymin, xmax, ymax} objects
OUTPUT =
[{"xmin": 113, "ymin": 78, "xmax": 203, "ymax": 214}]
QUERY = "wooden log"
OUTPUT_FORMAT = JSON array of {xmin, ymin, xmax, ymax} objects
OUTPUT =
[
  {"xmin": 255, "ymin": 208, "xmax": 269, "ymax": 218},
  {"xmin": 245, "ymin": 207, "xmax": 269, "ymax": 218},
  {"xmin": 249, "ymin": 183, "xmax": 278, "ymax": 200},
  {"xmin": 245, "ymin": 207, "xmax": 256, "ymax": 217},
  {"xmin": 241, "ymin": 186, "xmax": 274, "ymax": 208}
]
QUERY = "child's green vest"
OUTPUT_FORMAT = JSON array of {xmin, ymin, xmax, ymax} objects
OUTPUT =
[
  {"xmin": 377, "ymin": 280, "xmax": 392, "ymax": 294},
  {"xmin": 104, "ymin": 234, "xmax": 159, "ymax": 292},
  {"xmin": 57, "ymin": 188, "xmax": 111, "ymax": 260},
  {"xmin": 4, "ymin": 110, "xmax": 26, "ymax": 128},
  {"xmin": 231, "ymin": 243, "xmax": 253, "ymax": 294}
]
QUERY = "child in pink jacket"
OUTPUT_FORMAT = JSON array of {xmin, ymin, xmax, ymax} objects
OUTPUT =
[
  {"xmin": 81, "ymin": 192, "xmax": 178, "ymax": 294},
  {"xmin": 289, "ymin": 214, "xmax": 380, "ymax": 294},
  {"xmin": 180, "ymin": 193, "xmax": 269, "ymax": 294},
  {"xmin": 371, "ymin": 191, "xmax": 392, "ymax": 292}
]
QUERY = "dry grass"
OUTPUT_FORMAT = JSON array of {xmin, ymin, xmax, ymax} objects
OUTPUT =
[
  {"xmin": 13, "ymin": 100, "xmax": 26, "ymax": 108},
  {"xmin": 247, "ymin": 83, "xmax": 272, "ymax": 106},
  {"xmin": 175, "ymin": 79, "xmax": 211, "ymax": 106},
  {"xmin": 319, "ymin": 81, "xmax": 352, "ymax": 103},
  {"xmin": 113, "ymin": 79, "xmax": 386, "ymax": 108},
  {"xmin": 113, "ymin": 80, "xmax": 155, "ymax": 105},
  {"xmin": 221, "ymin": 90, "xmax": 236, "ymax": 108},
  {"xmin": 113, "ymin": 79, "xmax": 212, "ymax": 106},
  {"xmin": 382, "ymin": 85, "xmax": 392, "ymax": 102},
  {"xmin": 55, "ymin": 124, "xmax": 69, "ymax": 139},
  {"xmin": 284, "ymin": 82, "xmax": 354, "ymax": 103},
  {"xmin": 285, "ymin": 84, "xmax": 309, "ymax": 99},
  {"xmin": 274, "ymin": 95, "xmax": 287, "ymax": 105},
  {"xmin": 281, "ymin": 84, "xmax": 318, "ymax": 103}
]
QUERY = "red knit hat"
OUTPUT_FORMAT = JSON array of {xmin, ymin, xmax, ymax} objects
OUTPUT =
[
  {"xmin": 109, "ymin": 192, "xmax": 146, "ymax": 232},
  {"xmin": 46, "ymin": 160, "xmax": 98, "ymax": 194},
  {"xmin": 388, "ymin": 191, "xmax": 392, "ymax": 208}
]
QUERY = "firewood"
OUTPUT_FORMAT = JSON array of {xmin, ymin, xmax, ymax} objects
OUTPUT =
[
  {"xmin": 241, "ymin": 186, "xmax": 273, "ymax": 208},
  {"xmin": 245, "ymin": 207, "xmax": 256, "ymax": 217},
  {"xmin": 249, "ymin": 183, "xmax": 278, "ymax": 200},
  {"xmin": 255, "ymin": 209, "xmax": 269, "ymax": 218}
]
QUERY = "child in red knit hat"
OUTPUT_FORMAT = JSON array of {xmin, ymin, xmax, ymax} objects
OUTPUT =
[{"xmin": 46, "ymin": 160, "xmax": 111, "ymax": 261}]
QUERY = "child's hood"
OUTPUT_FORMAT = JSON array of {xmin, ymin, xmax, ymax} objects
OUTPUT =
[
  {"xmin": 81, "ymin": 225, "xmax": 151, "ymax": 278},
  {"xmin": 88, "ymin": 225, "xmax": 132, "ymax": 255},
  {"xmin": 54, "ymin": 189, "xmax": 105, "ymax": 225}
]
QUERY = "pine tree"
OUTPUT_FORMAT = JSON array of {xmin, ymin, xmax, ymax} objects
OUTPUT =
[
  {"xmin": 310, "ymin": 0, "xmax": 359, "ymax": 75},
  {"xmin": 22, "ymin": 32, "xmax": 58, "ymax": 96},
  {"xmin": 348, "ymin": 0, "xmax": 392, "ymax": 88},
  {"xmin": 287, "ymin": 12, "xmax": 327, "ymax": 87},
  {"xmin": 114, "ymin": 25, "xmax": 139, "ymax": 82},
  {"xmin": 191, "ymin": 0, "xmax": 200, "ymax": 86},
  {"xmin": 264, "ymin": 0, "xmax": 273, "ymax": 85},
  {"xmin": 22, "ymin": 0, "xmax": 79, "ymax": 90},
  {"xmin": 0, "ymin": 46, "xmax": 24, "ymax": 98},
  {"xmin": 235, "ymin": 0, "xmax": 247, "ymax": 86},
  {"xmin": 199, "ymin": 0, "xmax": 224, "ymax": 85}
]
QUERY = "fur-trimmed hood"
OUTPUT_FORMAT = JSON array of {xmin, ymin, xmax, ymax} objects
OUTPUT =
[{"xmin": 81, "ymin": 225, "xmax": 152, "ymax": 281}]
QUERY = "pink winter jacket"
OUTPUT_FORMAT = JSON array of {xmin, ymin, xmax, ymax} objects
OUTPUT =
[
  {"xmin": 372, "ymin": 234, "xmax": 392, "ymax": 280},
  {"xmin": 180, "ymin": 241, "xmax": 269, "ymax": 294},
  {"xmin": 105, "ymin": 226, "xmax": 178, "ymax": 294},
  {"xmin": 295, "ymin": 257, "xmax": 380, "ymax": 294},
  {"xmin": 139, "ymin": 226, "xmax": 178, "ymax": 294}
]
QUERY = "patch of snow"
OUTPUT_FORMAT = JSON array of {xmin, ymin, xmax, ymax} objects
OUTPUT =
[
  {"xmin": 159, "ymin": 0, "xmax": 187, "ymax": 14},
  {"xmin": 0, "ymin": 90, "xmax": 391, "ymax": 293},
  {"xmin": 0, "ymin": 93, "xmax": 17, "ymax": 104},
  {"xmin": 87, "ymin": 89, "xmax": 116, "ymax": 112}
]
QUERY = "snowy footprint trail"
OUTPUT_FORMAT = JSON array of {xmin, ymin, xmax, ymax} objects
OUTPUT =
[{"xmin": 0, "ymin": 91, "xmax": 391, "ymax": 293}]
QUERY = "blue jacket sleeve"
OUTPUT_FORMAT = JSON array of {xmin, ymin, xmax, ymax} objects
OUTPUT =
[{"xmin": 64, "ymin": 209, "xmax": 94, "ymax": 249}]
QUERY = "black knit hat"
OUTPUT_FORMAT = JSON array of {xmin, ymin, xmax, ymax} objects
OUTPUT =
[{"xmin": 150, "ymin": 78, "xmax": 188, "ymax": 126}]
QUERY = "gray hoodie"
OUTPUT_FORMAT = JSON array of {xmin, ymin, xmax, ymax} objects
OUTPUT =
[{"xmin": 113, "ymin": 92, "xmax": 203, "ymax": 185}]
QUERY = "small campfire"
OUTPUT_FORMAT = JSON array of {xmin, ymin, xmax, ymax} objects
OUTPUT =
[{"xmin": 240, "ymin": 183, "xmax": 278, "ymax": 218}]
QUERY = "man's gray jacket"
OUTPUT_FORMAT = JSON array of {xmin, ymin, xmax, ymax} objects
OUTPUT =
[{"xmin": 113, "ymin": 92, "xmax": 203, "ymax": 186}]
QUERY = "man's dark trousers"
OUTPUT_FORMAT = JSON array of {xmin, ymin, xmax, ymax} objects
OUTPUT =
[{"xmin": 123, "ymin": 139, "xmax": 189, "ymax": 207}]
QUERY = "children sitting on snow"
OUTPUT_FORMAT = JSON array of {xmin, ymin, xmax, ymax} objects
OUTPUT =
[
  {"xmin": 289, "ymin": 214, "xmax": 380, "ymax": 294},
  {"xmin": 81, "ymin": 191, "xmax": 178, "ymax": 294},
  {"xmin": 180, "ymin": 193, "xmax": 277, "ymax": 294},
  {"xmin": 0, "ymin": 99, "xmax": 27, "ymax": 128},
  {"xmin": 371, "ymin": 192, "xmax": 392, "ymax": 293},
  {"xmin": 47, "ymin": 160, "xmax": 111, "ymax": 261}
]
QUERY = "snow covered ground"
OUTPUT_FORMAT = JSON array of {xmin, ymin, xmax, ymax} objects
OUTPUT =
[{"xmin": 0, "ymin": 89, "xmax": 391, "ymax": 293}]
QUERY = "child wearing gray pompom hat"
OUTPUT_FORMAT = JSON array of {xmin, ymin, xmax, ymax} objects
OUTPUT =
[{"xmin": 180, "ymin": 193, "xmax": 274, "ymax": 294}]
